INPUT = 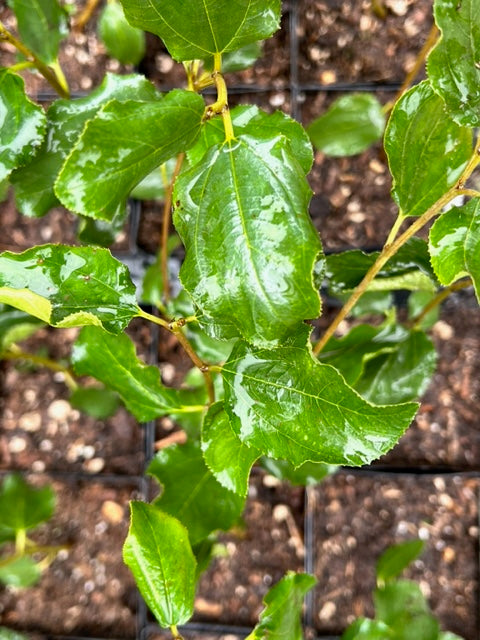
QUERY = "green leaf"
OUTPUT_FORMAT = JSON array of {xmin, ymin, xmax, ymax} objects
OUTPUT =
[
  {"xmin": 72, "ymin": 326, "xmax": 201, "ymax": 421},
  {"xmin": 11, "ymin": 73, "xmax": 160, "ymax": 218},
  {"xmin": 204, "ymin": 42, "xmax": 263, "ymax": 73},
  {"xmin": 0, "ymin": 71, "xmax": 46, "ymax": 182},
  {"xmin": 0, "ymin": 556, "xmax": 41, "ymax": 588},
  {"xmin": 0, "ymin": 305, "xmax": 44, "ymax": 354},
  {"xmin": 222, "ymin": 340, "xmax": 418, "ymax": 467},
  {"xmin": 148, "ymin": 442, "xmax": 245, "ymax": 545},
  {"xmin": 376, "ymin": 540, "xmax": 425, "ymax": 586},
  {"xmin": 55, "ymin": 90, "xmax": 205, "ymax": 221},
  {"xmin": 8, "ymin": 0, "xmax": 68, "ymax": 64},
  {"xmin": 77, "ymin": 206, "xmax": 128, "ymax": 247},
  {"xmin": 188, "ymin": 105, "xmax": 313, "ymax": 174},
  {"xmin": 353, "ymin": 329, "xmax": 437, "ymax": 405},
  {"xmin": 429, "ymin": 198, "xmax": 480, "ymax": 302},
  {"xmin": 130, "ymin": 157, "xmax": 178, "ymax": 201},
  {"xmin": 0, "ymin": 245, "xmax": 139, "ymax": 333},
  {"xmin": 0, "ymin": 628, "xmax": 29, "ymax": 640},
  {"xmin": 69, "ymin": 386, "xmax": 120, "ymax": 419},
  {"xmin": 99, "ymin": 0, "xmax": 146, "ymax": 65},
  {"xmin": 174, "ymin": 133, "xmax": 321, "ymax": 348},
  {"xmin": 260, "ymin": 458, "xmax": 335, "ymax": 486},
  {"xmin": 385, "ymin": 81, "xmax": 472, "ymax": 218},
  {"xmin": 407, "ymin": 290, "xmax": 439, "ymax": 330},
  {"xmin": 0, "ymin": 474, "xmax": 55, "ymax": 534},
  {"xmin": 439, "ymin": 633, "xmax": 465, "ymax": 640},
  {"xmin": 123, "ymin": 502, "xmax": 196, "ymax": 628},
  {"xmin": 246, "ymin": 572, "xmax": 316, "ymax": 640},
  {"xmin": 307, "ymin": 94, "xmax": 385, "ymax": 157},
  {"xmin": 427, "ymin": 0, "xmax": 480, "ymax": 127},
  {"xmin": 341, "ymin": 618, "xmax": 394, "ymax": 640},
  {"xmin": 201, "ymin": 402, "xmax": 259, "ymax": 496},
  {"xmin": 120, "ymin": 0, "xmax": 281, "ymax": 61}
]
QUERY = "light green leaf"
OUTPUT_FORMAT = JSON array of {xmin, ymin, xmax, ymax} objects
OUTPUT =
[
  {"xmin": 0, "ymin": 474, "xmax": 55, "ymax": 534},
  {"xmin": 188, "ymin": 105, "xmax": 313, "ymax": 174},
  {"xmin": 119, "ymin": 0, "xmax": 281, "ymax": 61},
  {"xmin": 407, "ymin": 290, "xmax": 440, "ymax": 330},
  {"xmin": 174, "ymin": 133, "xmax": 321, "ymax": 348},
  {"xmin": 0, "ymin": 71, "xmax": 46, "ymax": 182},
  {"xmin": 376, "ymin": 540, "xmax": 424, "ymax": 586},
  {"xmin": 148, "ymin": 442, "xmax": 245, "ymax": 544},
  {"xmin": 222, "ymin": 341, "xmax": 418, "ymax": 467},
  {"xmin": 55, "ymin": 90, "xmax": 205, "ymax": 221},
  {"xmin": 307, "ymin": 94, "xmax": 385, "ymax": 157},
  {"xmin": 374, "ymin": 581, "xmax": 439, "ymax": 639},
  {"xmin": 439, "ymin": 633, "xmax": 465, "ymax": 640},
  {"xmin": 201, "ymin": 402, "xmax": 259, "ymax": 496},
  {"xmin": 99, "ymin": 0, "xmax": 146, "ymax": 65},
  {"xmin": 341, "ymin": 618, "xmax": 394, "ymax": 640},
  {"xmin": 77, "ymin": 205, "xmax": 128, "ymax": 247},
  {"xmin": 72, "ymin": 326, "xmax": 201, "ymax": 421},
  {"xmin": 0, "ymin": 245, "xmax": 139, "ymax": 333},
  {"xmin": 204, "ymin": 42, "xmax": 263, "ymax": 73},
  {"xmin": 0, "ymin": 556, "xmax": 41, "ymax": 588},
  {"xmin": 427, "ymin": 0, "xmax": 480, "ymax": 127},
  {"xmin": 429, "ymin": 198, "xmax": 480, "ymax": 302},
  {"xmin": 123, "ymin": 502, "xmax": 196, "ymax": 628},
  {"xmin": 0, "ymin": 305, "xmax": 44, "ymax": 353},
  {"xmin": 260, "ymin": 458, "xmax": 335, "ymax": 486},
  {"xmin": 8, "ymin": 0, "xmax": 68, "ymax": 64},
  {"xmin": 69, "ymin": 386, "xmax": 120, "ymax": 419},
  {"xmin": 11, "ymin": 73, "xmax": 159, "ymax": 218},
  {"xmin": 385, "ymin": 81, "xmax": 472, "ymax": 218},
  {"xmin": 246, "ymin": 572, "xmax": 316, "ymax": 640},
  {"xmin": 0, "ymin": 628, "xmax": 29, "ymax": 640}
]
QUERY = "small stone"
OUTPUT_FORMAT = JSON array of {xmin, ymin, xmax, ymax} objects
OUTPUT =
[
  {"xmin": 318, "ymin": 601, "xmax": 336, "ymax": 621},
  {"xmin": 385, "ymin": 0, "xmax": 408, "ymax": 15},
  {"xmin": 262, "ymin": 474, "xmax": 281, "ymax": 488},
  {"xmin": 270, "ymin": 93, "xmax": 285, "ymax": 108},
  {"xmin": 47, "ymin": 399, "xmax": 71, "ymax": 421},
  {"xmin": 272, "ymin": 504, "xmax": 289, "ymax": 522},
  {"xmin": 32, "ymin": 460, "xmax": 46, "ymax": 473},
  {"xmin": 19, "ymin": 411, "xmax": 42, "ymax": 432},
  {"xmin": 320, "ymin": 70, "xmax": 336, "ymax": 84},
  {"xmin": 84, "ymin": 457, "xmax": 105, "ymax": 473},
  {"xmin": 443, "ymin": 547, "xmax": 456, "ymax": 563},
  {"xmin": 432, "ymin": 320, "xmax": 454, "ymax": 341},
  {"xmin": 9, "ymin": 436, "xmax": 27, "ymax": 453},
  {"xmin": 101, "ymin": 500, "xmax": 124, "ymax": 524},
  {"xmin": 194, "ymin": 597, "xmax": 223, "ymax": 617}
]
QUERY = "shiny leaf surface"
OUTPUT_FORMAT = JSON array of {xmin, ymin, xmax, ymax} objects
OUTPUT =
[
  {"xmin": 222, "ymin": 341, "xmax": 418, "ymax": 467},
  {"xmin": 174, "ymin": 134, "xmax": 321, "ymax": 348},
  {"xmin": 341, "ymin": 618, "xmax": 394, "ymax": 640},
  {"xmin": 260, "ymin": 458, "xmax": 335, "ymax": 486},
  {"xmin": 246, "ymin": 572, "xmax": 316, "ymax": 640},
  {"xmin": 429, "ymin": 198, "xmax": 480, "ymax": 302},
  {"xmin": 0, "ymin": 71, "xmax": 46, "ymax": 182},
  {"xmin": 55, "ymin": 90, "xmax": 204, "ymax": 221},
  {"xmin": 204, "ymin": 42, "xmax": 263, "ymax": 73},
  {"xmin": 148, "ymin": 442, "xmax": 245, "ymax": 544},
  {"xmin": 123, "ymin": 502, "xmax": 196, "ymax": 627},
  {"xmin": 376, "ymin": 540, "xmax": 425, "ymax": 586},
  {"xmin": 72, "ymin": 327, "xmax": 199, "ymax": 421},
  {"xmin": 0, "ymin": 245, "xmax": 139, "ymax": 333},
  {"xmin": 0, "ymin": 474, "xmax": 54, "ymax": 534},
  {"xmin": 0, "ymin": 556, "xmax": 41, "ymax": 588},
  {"xmin": 11, "ymin": 73, "xmax": 159, "ymax": 218},
  {"xmin": 385, "ymin": 81, "xmax": 472, "ymax": 217},
  {"xmin": 120, "ymin": 0, "xmax": 280, "ymax": 61},
  {"xmin": 8, "ymin": 0, "xmax": 68, "ymax": 64},
  {"xmin": 307, "ymin": 94, "xmax": 385, "ymax": 156},
  {"xmin": 201, "ymin": 402, "xmax": 259, "ymax": 496},
  {"xmin": 427, "ymin": 0, "xmax": 480, "ymax": 126},
  {"xmin": 99, "ymin": 1, "xmax": 146, "ymax": 65}
]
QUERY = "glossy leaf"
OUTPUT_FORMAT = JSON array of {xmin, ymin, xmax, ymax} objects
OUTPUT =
[
  {"xmin": 174, "ymin": 133, "xmax": 321, "ymax": 348},
  {"xmin": 130, "ymin": 157, "xmax": 177, "ymax": 200},
  {"xmin": 56, "ymin": 90, "xmax": 205, "ymax": 221},
  {"xmin": 407, "ymin": 290, "xmax": 439, "ymax": 330},
  {"xmin": 222, "ymin": 340, "xmax": 418, "ymax": 467},
  {"xmin": 246, "ymin": 572, "xmax": 316, "ymax": 640},
  {"xmin": 201, "ymin": 402, "xmax": 259, "ymax": 496},
  {"xmin": 307, "ymin": 94, "xmax": 385, "ymax": 157},
  {"xmin": 341, "ymin": 618, "xmax": 394, "ymax": 640},
  {"xmin": 427, "ymin": 0, "xmax": 480, "ymax": 126},
  {"xmin": 261, "ymin": 458, "xmax": 335, "ymax": 486},
  {"xmin": 0, "ymin": 305, "xmax": 43, "ymax": 353},
  {"xmin": 0, "ymin": 474, "xmax": 55, "ymax": 534},
  {"xmin": 11, "ymin": 73, "xmax": 159, "ymax": 218},
  {"xmin": 0, "ymin": 245, "xmax": 139, "ymax": 333},
  {"xmin": 0, "ymin": 71, "xmax": 46, "ymax": 182},
  {"xmin": 355, "ymin": 330, "xmax": 436, "ymax": 405},
  {"xmin": 72, "ymin": 326, "xmax": 200, "ymax": 421},
  {"xmin": 123, "ymin": 502, "xmax": 196, "ymax": 628},
  {"xmin": 374, "ymin": 581, "xmax": 439, "ymax": 639},
  {"xmin": 8, "ymin": 0, "xmax": 68, "ymax": 64},
  {"xmin": 69, "ymin": 386, "xmax": 120, "ymax": 419},
  {"xmin": 204, "ymin": 42, "xmax": 263, "ymax": 73},
  {"xmin": 0, "ymin": 556, "xmax": 41, "ymax": 588},
  {"xmin": 188, "ymin": 105, "xmax": 313, "ymax": 174},
  {"xmin": 77, "ymin": 206, "xmax": 128, "ymax": 247},
  {"xmin": 120, "ymin": 0, "xmax": 281, "ymax": 61},
  {"xmin": 148, "ymin": 442, "xmax": 245, "ymax": 544},
  {"xmin": 376, "ymin": 540, "xmax": 424, "ymax": 586},
  {"xmin": 429, "ymin": 198, "xmax": 480, "ymax": 302},
  {"xmin": 385, "ymin": 81, "xmax": 472, "ymax": 218},
  {"xmin": 99, "ymin": 1, "xmax": 146, "ymax": 65}
]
